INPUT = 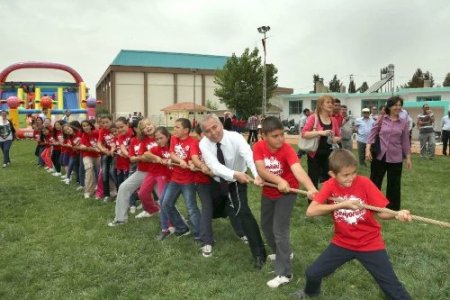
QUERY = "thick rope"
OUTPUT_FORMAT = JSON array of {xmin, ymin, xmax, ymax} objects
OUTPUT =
[{"xmin": 261, "ymin": 182, "xmax": 450, "ymax": 228}]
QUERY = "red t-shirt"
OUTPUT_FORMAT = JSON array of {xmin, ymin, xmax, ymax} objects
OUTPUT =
[
  {"xmin": 54, "ymin": 130, "xmax": 64, "ymax": 152},
  {"xmin": 115, "ymin": 129, "xmax": 133, "ymax": 171},
  {"xmin": 80, "ymin": 130, "xmax": 100, "ymax": 157},
  {"xmin": 149, "ymin": 145, "xmax": 172, "ymax": 178},
  {"xmin": 253, "ymin": 141, "xmax": 299, "ymax": 199},
  {"xmin": 314, "ymin": 176, "xmax": 389, "ymax": 251},
  {"xmin": 169, "ymin": 135, "xmax": 196, "ymax": 184},
  {"xmin": 98, "ymin": 128, "xmax": 115, "ymax": 150},
  {"xmin": 137, "ymin": 136, "xmax": 157, "ymax": 172},
  {"xmin": 190, "ymin": 139, "xmax": 211, "ymax": 184}
]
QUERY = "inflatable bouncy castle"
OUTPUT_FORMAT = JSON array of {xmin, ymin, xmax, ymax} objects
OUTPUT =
[{"xmin": 0, "ymin": 62, "xmax": 100, "ymax": 138}]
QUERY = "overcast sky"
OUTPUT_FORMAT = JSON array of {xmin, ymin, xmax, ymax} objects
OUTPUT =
[{"xmin": 1, "ymin": 0, "xmax": 449, "ymax": 94}]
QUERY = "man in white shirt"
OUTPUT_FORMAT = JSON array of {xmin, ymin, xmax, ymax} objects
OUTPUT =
[
  {"xmin": 441, "ymin": 111, "xmax": 450, "ymax": 155},
  {"xmin": 355, "ymin": 108, "xmax": 375, "ymax": 166},
  {"xmin": 199, "ymin": 114, "xmax": 267, "ymax": 269}
]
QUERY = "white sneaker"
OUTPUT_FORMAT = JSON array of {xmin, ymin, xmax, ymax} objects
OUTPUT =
[
  {"xmin": 60, "ymin": 174, "xmax": 66, "ymax": 179},
  {"xmin": 103, "ymin": 196, "xmax": 110, "ymax": 203},
  {"xmin": 2, "ymin": 164, "xmax": 6, "ymax": 168},
  {"xmin": 168, "ymin": 226, "xmax": 175, "ymax": 234},
  {"xmin": 76, "ymin": 186, "xmax": 84, "ymax": 191},
  {"xmin": 130, "ymin": 206, "xmax": 136, "ymax": 214},
  {"xmin": 136, "ymin": 204, "xmax": 143, "ymax": 210},
  {"xmin": 266, "ymin": 275, "xmax": 293, "ymax": 288},
  {"xmin": 240, "ymin": 236, "xmax": 249, "ymax": 244},
  {"xmin": 84, "ymin": 193, "xmax": 90, "ymax": 199},
  {"xmin": 267, "ymin": 253, "xmax": 294, "ymax": 262},
  {"xmin": 46, "ymin": 168, "xmax": 54, "ymax": 173},
  {"xmin": 202, "ymin": 245, "xmax": 212, "ymax": 258},
  {"xmin": 107, "ymin": 220, "xmax": 126, "ymax": 227},
  {"xmin": 135, "ymin": 211, "xmax": 153, "ymax": 219},
  {"xmin": 52, "ymin": 172, "xmax": 61, "ymax": 177},
  {"xmin": 64, "ymin": 178, "xmax": 70, "ymax": 185}
]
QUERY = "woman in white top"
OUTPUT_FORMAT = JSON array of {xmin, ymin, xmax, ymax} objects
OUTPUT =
[{"xmin": 0, "ymin": 110, "xmax": 16, "ymax": 168}]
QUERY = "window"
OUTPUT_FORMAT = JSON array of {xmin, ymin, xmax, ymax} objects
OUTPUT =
[
  {"xmin": 361, "ymin": 99, "xmax": 387, "ymax": 111},
  {"xmin": 289, "ymin": 100, "xmax": 302, "ymax": 115},
  {"xmin": 311, "ymin": 100, "xmax": 317, "ymax": 111},
  {"xmin": 417, "ymin": 96, "xmax": 441, "ymax": 102}
]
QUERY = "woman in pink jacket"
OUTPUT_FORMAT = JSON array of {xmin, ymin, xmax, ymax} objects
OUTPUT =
[{"xmin": 301, "ymin": 95, "xmax": 341, "ymax": 188}]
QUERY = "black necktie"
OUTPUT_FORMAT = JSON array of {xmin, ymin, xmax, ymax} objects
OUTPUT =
[{"xmin": 216, "ymin": 143, "xmax": 229, "ymax": 193}]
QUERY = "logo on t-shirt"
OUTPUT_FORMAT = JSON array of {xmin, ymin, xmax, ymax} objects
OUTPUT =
[
  {"xmin": 146, "ymin": 142, "xmax": 157, "ymax": 151},
  {"xmin": 333, "ymin": 195, "xmax": 366, "ymax": 225},
  {"xmin": 174, "ymin": 144, "xmax": 189, "ymax": 160},
  {"xmin": 264, "ymin": 156, "xmax": 283, "ymax": 176}
]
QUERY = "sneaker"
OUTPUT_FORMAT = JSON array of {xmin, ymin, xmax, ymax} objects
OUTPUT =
[
  {"xmin": 130, "ymin": 206, "xmax": 136, "ymax": 214},
  {"xmin": 107, "ymin": 220, "xmax": 126, "ymax": 227},
  {"xmin": 175, "ymin": 228, "xmax": 190, "ymax": 238},
  {"xmin": 60, "ymin": 174, "xmax": 66, "ymax": 179},
  {"xmin": 136, "ymin": 204, "xmax": 143, "ymax": 210},
  {"xmin": 84, "ymin": 193, "xmax": 90, "ymax": 199},
  {"xmin": 52, "ymin": 172, "xmax": 62, "ymax": 177},
  {"xmin": 103, "ymin": 196, "xmax": 111, "ymax": 203},
  {"xmin": 64, "ymin": 178, "xmax": 71, "ymax": 185},
  {"xmin": 267, "ymin": 253, "xmax": 294, "ymax": 262},
  {"xmin": 168, "ymin": 226, "xmax": 175, "ymax": 234},
  {"xmin": 266, "ymin": 275, "xmax": 293, "ymax": 288},
  {"xmin": 76, "ymin": 186, "xmax": 84, "ymax": 191},
  {"xmin": 201, "ymin": 244, "xmax": 212, "ymax": 258},
  {"xmin": 135, "ymin": 210, "xmax": 158, "ymax": 219},
  {"xmin": 2, "ymin": 164, "xmax": 6, "ymax": 168},
  {"xmin": 155, "ymin": 230, "xmax": 171, "ymax": 241},
  {"xmin": 46, "ymin": 168, "xmax": 54, "ymax": 173},
  {"xmin": 240, "ymin": 235, "xmax": 249, "ymax": 244}
]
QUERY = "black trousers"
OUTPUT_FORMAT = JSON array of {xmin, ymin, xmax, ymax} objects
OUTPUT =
[
  {"xmin": 51, "ymin": 149, "xmax": 61, "ymax": 173},
  {"xmin": 370, "ymin": 158, "xmax": 403, "ymax": 211},
  {"xmin": 227, "ymin": 182, "xmax": 266, "ymax": 259},
  {"xmin": 307, "ymin": 151, "xmax": 331, "ymax": 189},
  {"xmin": 305, "ymin": 244, "xmax": 411, "ymax": 299},
  {"xmin": 442, "ymin": 130, "xmax": 450, "ymax": 155},
  {"xmin": 247, "ymin": 130, "xmax": 258, "ymax": 143},
  {"xmin": 198, "ymin": 181, "xmax": 245, "ymax": 245}
]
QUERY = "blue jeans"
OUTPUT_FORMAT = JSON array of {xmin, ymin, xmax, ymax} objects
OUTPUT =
[
  {"xmin": 101, "ymin": 155, "xmax": 116, "ymax": 197},
  {"xmin": 158, "ymin": 184, "xmax": 170, "ymax": 232},
  {"xmin": 0, "ymin": 140, "xmax": 12, "ymax": 164},
  {"xmin": 162, "ymin": 182, "xmax": 201, "ymax": 238}
]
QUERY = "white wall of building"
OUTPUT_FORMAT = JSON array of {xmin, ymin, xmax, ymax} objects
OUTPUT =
[
  {"xmin": 147, "ymin": 73, "xmax": 173, "ymax": 125},
  {"xmin": 115, "ymin": 72, "xmax": 144, "ymax": 117}
]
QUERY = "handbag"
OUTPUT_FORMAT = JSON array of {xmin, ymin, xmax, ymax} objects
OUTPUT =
[
  {"xmin": 298, "ymin": 114, "xmax": 319, "ymax": 152},
  {"xmin": 370, "ymin": 114, "xmax": 384, "ymax": 157}
]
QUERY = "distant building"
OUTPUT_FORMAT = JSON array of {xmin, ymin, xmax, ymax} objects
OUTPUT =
[{"xmin": 96, "ymin": 49, "xmax": 293, "ymax": 125}]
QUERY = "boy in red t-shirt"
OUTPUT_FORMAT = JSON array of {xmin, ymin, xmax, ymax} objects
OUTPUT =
[
  {"xmin": 253, "ymin": 116, "xmax": 317, "ymax": 288},
  {"xmin": 292, "ymin": 149, "xmax": 411, "ymax": 299},
  {"xmin": 161, "ymin": 118, "xmax": 201, "ymax": 241}
]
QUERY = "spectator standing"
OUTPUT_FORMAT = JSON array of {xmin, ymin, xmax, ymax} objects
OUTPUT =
[
  {"xmin": 247, "ymin": 113, "xmax": 259, "ymax": 143},
  {"xmin": 441, "ymin": 111, "xmax": 450, "ymax": 155},
  {"xmin": 0, "ymin": 110, "xmax": 16, "ymax": 168},
  {"xmin": 223, "ymin": 112, "xmax": 233, "ymax": 131},
  {"xmin": 366, "ymin": 96, "xmax": 412, "ymax": 211},
  {"xmin": 354, "ymin": 108, "xmax": 375, "ymax": 166},
  {"xmin": 340, "ymin": 105, "xmax": 354, "ymax": 151},
  {"xmin": 331, "ymin": 99, "xmax": 343, "ymax": 128},
  {"xmin": 417, "ymin": 104, "xmax": 436, "ymax": 159}
]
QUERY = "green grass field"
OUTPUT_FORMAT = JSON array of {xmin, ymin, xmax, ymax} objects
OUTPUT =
[{"xmin": 0, "ymin": 140, "xmax": 449, "ymax": 299}]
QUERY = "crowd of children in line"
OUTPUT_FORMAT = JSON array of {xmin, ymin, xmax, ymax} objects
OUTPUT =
[{"xmin": 28, "ymin": 111, "xmax": 414, "ymax": 299}]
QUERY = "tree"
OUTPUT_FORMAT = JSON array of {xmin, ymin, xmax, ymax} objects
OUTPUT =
[
  {"xmin": 443, "ymin": 73, "xmax": 450, "ymax": 87},
  {"xmin": 214, "ymin": 48, "xmax": 278, "ymax": 118},
  {"xmin": 328, "ymin": 75, "xmax": 341, "ymax": 92},
  {"xmin": 358, "ymin": 82, "xmax": 369, "ymax": 93},
  {"xmin": 313, "ymin": 74, "xmax": 320, "ymax": 93},
  {"xmin": 348, "ymin": 80, "xmax": 356, "ymax": 93},
  {"xmin": 404, "ymin": 68, "xmax": 434, "ymax": 88},
  {"xmin": 205, "ymin": 99, "xmax": 218, "ymax": 110}
]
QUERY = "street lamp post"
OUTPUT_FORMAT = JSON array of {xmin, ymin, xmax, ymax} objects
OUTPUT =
[
  {"xmin": 257, "ymin": 25, "xmax": 270, "ymax": 116},
  {"xmin": 191, "ymin": 69, "xmax": 197, "ymax": 122}
]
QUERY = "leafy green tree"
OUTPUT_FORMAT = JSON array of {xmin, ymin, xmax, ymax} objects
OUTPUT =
[
  {"xmin": 358, "ymin": 82, "xmax": 369, "ymax": 93},
  {"xmin": 205, "ymin": 99, "xmax": 218, "ymax": 110},
  {"xmin": 443, "ymin": 73, "xmax": 450, "ymax": 87},
  {"xmin": 348, "ymin": 80, "xmax": 356, "ymax": 93},
  {"xmin": 328, "ymin": 75, "xmax": 341, "ymax": 92},
  {"xmin": 404, "ymin": 68, "xmax": 434, "ymax": 88},
  {"xmin": 313, "ymin": 74, "xmax": 320, "ymax": 92},
  {"xmin": 214, "ymin": 48, "xmax": 278, "ymax": 118}
]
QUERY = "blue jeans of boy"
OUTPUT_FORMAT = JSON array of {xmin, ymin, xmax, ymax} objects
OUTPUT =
[
  {"xmin": 0, "ymin": 140, "xmax": 12, "ymax": 164},
  {"xmin": 162, "ymin": 182, "xmax": 201, "ymax": 239}
]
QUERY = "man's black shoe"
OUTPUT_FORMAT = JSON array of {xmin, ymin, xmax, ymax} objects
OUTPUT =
[{"xmin": 175, "ymin": 228, "xmax": 190, "ymax": 238}]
